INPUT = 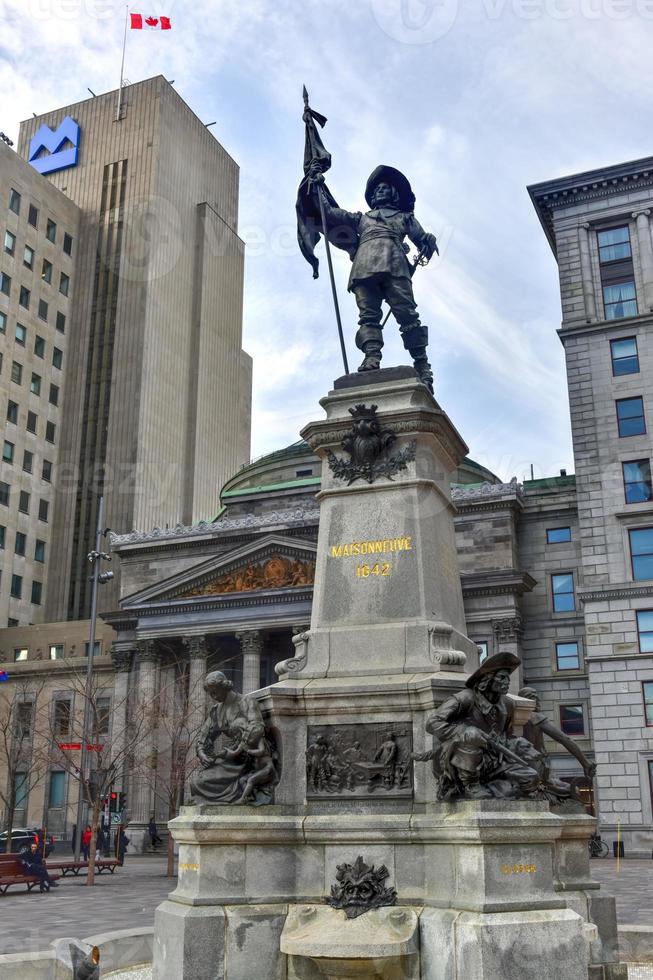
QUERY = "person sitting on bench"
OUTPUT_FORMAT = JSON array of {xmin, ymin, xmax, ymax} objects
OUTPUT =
[{"xmin": 21, "ymin": 842, "xmax": 59, "ymax": 893}]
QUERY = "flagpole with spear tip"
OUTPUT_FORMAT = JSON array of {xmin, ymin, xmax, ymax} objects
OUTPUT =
[
  {"xmin": 116, "ymin": 4, "xmax": 129, "ymax": 123},
  {"xmin": 303, "ymin": 86, "xmax": 349, "ymax": 375}
]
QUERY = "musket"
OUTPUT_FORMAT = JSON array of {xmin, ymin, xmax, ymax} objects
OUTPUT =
[
  {"xmin": 303, "ymin": 86, "xmax": 349, "ymax": 374},
  {"xmin": 380, "ymin": 242, "xmax": 438, "ymax": 329},
  {"xmin": 485, "ymin": 736, "xmax": 534, "ymax": 770}
]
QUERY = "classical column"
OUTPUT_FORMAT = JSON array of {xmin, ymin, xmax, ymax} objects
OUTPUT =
[
  {"xmin": 236, "ymin": 630, "xmax": 264, "ymax": 694},
  {"xmin": 182, "ymin": 635, "xmax": 208, "ymax": 740},
  {"xmin": 633, "ymin": 209, "xmax": 653, "ymax": 312},
  {"xmin": 109, "ymin": 645, "xmax": 134, "ymax": 797},
  {"xmin": 578, "ymin": 223, "xmax": 597, "ymax": 322},
  {"xmin": 130, "ymin": 639, "xmax": 161, "ymax": 832},
  {"xmin": 492, "ymin": 616, "xmax": 524, "ymax": 690}
]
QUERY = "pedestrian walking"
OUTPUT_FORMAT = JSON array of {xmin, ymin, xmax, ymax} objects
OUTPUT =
[
  {"xmin": 148, "ymin": 815, "xmax": 162, "ymax": 849},
  {"xmin": 21, "ymin": 842, "xmax": 59, "ymax": 893},
  {"xmin": 117, "ymin": 827, "xmax": 130, "ymax": 866},
  {"xmin": 81, "ymin": 825, "xmax": 92, "ymax": 861}
]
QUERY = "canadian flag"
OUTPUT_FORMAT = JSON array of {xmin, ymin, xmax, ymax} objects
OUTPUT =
[{"xmin": 130, "ymin": 13, "xmax": 171, "ymax": 29}]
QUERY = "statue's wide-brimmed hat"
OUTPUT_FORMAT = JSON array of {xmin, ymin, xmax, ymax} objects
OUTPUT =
[
  {"xmin": 365, "ymin": 165, "xmax": 415, "ymax": 212},
  {"xmin": 465, "ymin": 651, "xmax": 521, "ymax": 689}
]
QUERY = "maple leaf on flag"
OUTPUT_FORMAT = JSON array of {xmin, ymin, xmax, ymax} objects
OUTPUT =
[{"xmin": 145, "ymin": 16, "xmax": 158, "ymax": 26}]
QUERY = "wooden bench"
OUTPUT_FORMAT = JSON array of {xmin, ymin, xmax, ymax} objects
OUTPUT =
[
  {"xmin": 48, "ymin": 858, "xmax": 120, "ymax": 876},
  {"xmin": 0, "ymin": 853, "xmax": 61, "ymax": 894}
]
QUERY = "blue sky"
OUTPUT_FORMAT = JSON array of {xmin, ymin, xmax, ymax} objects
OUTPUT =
[{"xmin": 3, "ymin": 0, "xmax": 653, "ymax": 481}]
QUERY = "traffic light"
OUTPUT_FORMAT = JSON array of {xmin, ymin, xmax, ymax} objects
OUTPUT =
[
  {"xmin": 118, "ymin": 791, "xmax": 127, "ymax": 812},
  {"xmin": 109, "ymin": 791, "xmax": 119, "ymax": 814}
]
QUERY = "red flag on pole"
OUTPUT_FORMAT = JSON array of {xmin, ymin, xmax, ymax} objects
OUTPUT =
[{"xmin": 130, "ymin": 14, "xmax": 172, "ymax": 29}]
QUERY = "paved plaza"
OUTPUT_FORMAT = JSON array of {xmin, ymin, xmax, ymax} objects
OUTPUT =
[{"xmin": 0, "ymin": 854, "xmax": 650, "ymax": 961}]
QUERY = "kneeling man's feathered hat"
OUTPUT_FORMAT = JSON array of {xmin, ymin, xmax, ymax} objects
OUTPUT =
[
  {"xmin": 365, "ymin": 165, "xmax": 415, "ymax": 212},
  {"xmin": 465, "ymin": 651, "xmax": 521, "ymax": 689}
]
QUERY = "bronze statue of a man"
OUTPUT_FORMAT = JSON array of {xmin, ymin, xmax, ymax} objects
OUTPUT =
[
  {"xmin": 420, "ymin": 652, "xmax": 543, "ymax": 800},
  {"xmin": 312, "ymin": 165, "xmax": 438, "ymax": 390}
]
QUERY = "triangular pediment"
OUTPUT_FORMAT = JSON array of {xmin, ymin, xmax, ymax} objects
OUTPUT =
[{"xmin": 121, "ymin": 534, "xmax": 317, "ymax": 608}]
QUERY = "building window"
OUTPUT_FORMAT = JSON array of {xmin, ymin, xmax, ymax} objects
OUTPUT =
[
  {"xmin": 84, "ymin": 640, "xmax": 101, "ymax": 657},
  {"xmin": 0, "ymin": 271, "xmax": 11, "ymax": 296},
  {"xmin": 13, "ymin": 648, "xmax": 28, "ymax": 663},
  {"xmin": 15, "ymin": 323, "xmax": 26, "ymax": 346},
  {"xmin": 0, "ymin": 525, "xmax": 4, "ymax": 548},
  {"xmin": 30, "ymin": 373, "xmax": 41, "ymax": 396},
  {"xmin": 59, "ymin": 272, "xmax": 69, "ymax": 297},
  {"xmin": 22, "ymin": 451, "xmax": 33, "ymax": 474},
  {"xmin": 547, "ymin": 526, "xmax": 571, "ymax": 544},
  {"xmin": 48, "ymin": 771, "xmax": 66, "ymax": 808},
  {"xmin": 15, "ymin": 702, "xmax": 32, "ymax": 739},
  {"xmin": 643, "ymin": 682, "xmax": 653, "ymax": 726},
  {"xmin": 56, "ymin": 311, "xmax": 65, "ymax": 333},
  {"xmin": 630, "ymin": 528, "xmax": 653, "ymax": 581},
  {"xmin": 552, "ymin": 573, "xmax": 575, "ymax": 612},
  {"xmin": 474, "ymin": 640, "xmax": 489, "ymax": 665},
  {"xmin": 34, "ymin": 539, "xmax": 45, "ymax": 562},
  {"xmin": 49, "ymin": 644, "xmax": 64, "ymax": 660},
  {"xmin": 28, "ymin": 204, "xmax": 38, "ymax": 228},
  {"xmin": 598, "ymin": 226, "xmax": 638, "ymax": 320},
  {"xmin": 49, "ymin": 384, "xmax": 59, "ymax": 406},
  {"xmin": 617, "ymin": 397, "xmax": 646, "ymax": 437},
  {"xmin": 53, "ymin": 699, "xmax": 71, "ymax": 736},
  {"xmin": 46, "ymin": 219, "xmax": 56, "ymax": 244},
  {"xmin": 45, "ymin": 420, "xmax": 56, "ymax": 443},
  {"xmin": 31, "ymin": 581, "xmax": 42, "ymax": 605},
  {"xmin": 14, "ymin": 772, "xmax": 28, "ymax": 811},
  {"xmin": 41, "ymin": 258, "xmax": 52, "ymax": 284},
  {"xmin": 6, "ymin": 400, "xmax": 18, "ymax": 424},
  {"xmin": 93, "ymin": 696, "xmax": 111, "ymax": 738},
  {"xmin": 34, "ymin": 335, "xmax": 45, "ymax": 358},
  {"xmin": 2, "ymin": 440, "xmax": 14, "ymax": 464},
  {"xmin": 8, "ymin": 188, "xmax": 21, "ymax": 215},
  {"xmin": 559, "ymin": 704, "xmax": 585, "ymax": 736},
  {"xmin": 63, "ymin": 232, "xmax": 73, "ymax": 256},
  {"xmin": 611, "ymin": 336, "xmax": 639, "ymax": 376},
  {"xmin": 26, "ymin": 410, "xmax": 37, "ymax": 433},
  {"xmin": 623, "ymin": 459, "xmax": 652, "ymax": 504},
  {"xmin": 38, "ymin": 498, "xmax": 49, "ymax": 522},
  {"xmin": 42, "ymin": 460, "xmax": 52, "ymax": 482},
  {"xmin": 0, "ymin": 311, "xmax": 6, "ymax": 333},
  {"xmin": 19, "ymin": 285, "xmax": 30, "ymax": 310},
  {"xmin": 15, "ymin": 531, "xmax": 26, "ymax": 556},
  {"xmin": 38, "ymin": 298, "xmax": 48, "ymax": 322},
  {"xmin": 637, "ymin": 611, "xmax": 653, "ymax": 653},
  {"xmin": 52, "ymin": 347, "xmax": 62, "ymax": 369},
  {"xmin": 4, "ymin": 230, "xmax": 16, "ymax": 255},
  {"xmin": 23, "ymin": 245, "xmax": 34, "ymax": 269},
  {"xmin": 18, "ymin": 490, "xmax": 29, "ymax": 514},
  {"xmin": 8, "ymin": 619, "xmax": 19, "ymax": 628},
  {"xmin": 0, "ymin": 482, "xmax": 9, "ymax": 506},
  {"xmin": 10, "ymin": 574, "xmax": 22, "ymax": 599}
]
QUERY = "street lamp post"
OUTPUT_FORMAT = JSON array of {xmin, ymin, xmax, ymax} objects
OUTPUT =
[{"xmin": 73, "ymin": 496, "xmax": 113, "ymax": 862}]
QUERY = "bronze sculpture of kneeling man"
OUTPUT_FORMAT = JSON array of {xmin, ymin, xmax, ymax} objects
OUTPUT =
[{"xmin": 419, "ymin": 652, "xmax": 543, "ymax": 800}]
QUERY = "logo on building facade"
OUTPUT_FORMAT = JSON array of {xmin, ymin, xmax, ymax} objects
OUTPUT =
[{"xmin": 28, "ymin": 116, "xmax": 80, "ymax": 175}]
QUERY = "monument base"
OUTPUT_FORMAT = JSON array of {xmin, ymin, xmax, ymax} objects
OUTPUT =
[{"xmin": 152, "ymin": 801, "xmax": 625, "ymax": 980}]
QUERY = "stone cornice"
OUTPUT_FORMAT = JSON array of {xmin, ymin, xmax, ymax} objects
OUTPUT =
[
  {"xmin": 461, "ymin": 569, "xmax": 536, "ymax": 598},
  {"xmin": 124, "ymin": 585, "xmax": 315, "ymax": 619},
  {"xmin": 579, "ymin": 584, "xmax": 653, "ymax": 603}
]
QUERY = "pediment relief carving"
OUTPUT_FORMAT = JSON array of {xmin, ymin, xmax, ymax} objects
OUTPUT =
[{"xmin": 180, "ymin": 554, "xmax": 315, "ymax": 598}]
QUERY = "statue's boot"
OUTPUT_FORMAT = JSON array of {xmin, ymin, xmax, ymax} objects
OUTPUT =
[
  {"xmin": 462, "ymin": 780, "xmax": 494, "ymax": 800},
  {"xmin": 358, "ymin": 341, "xmax": 382, "ymax": 373},
  {"xmin": 410, "ymin": 345, "xmax": 434, "ymax": 393}
]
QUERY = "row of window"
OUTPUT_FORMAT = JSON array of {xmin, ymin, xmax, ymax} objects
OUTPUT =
[
  {"xmin": 0, "ymin": 527, "xmax": 45, "ymax": 560},
  {"xmin": 8, "ymin": 188, "xmax": 73, "ymax": 254},
  {"xmin": 3, "ymin": 573, "xmax": 42, "ymax": 603},
  {"xmin": 13, "ymin": 641, "xmax": 101, "ymax": 662},
  {"xmin": 2, "ymin": 442, "xmax": 52, "ymax": 479},
  {"xmin": 0, "ymin": 270, "xmax": 70, "ymax": 303},
  {"xmin": 598, "ymin": 226, "xmax": 638, "ymax": 321},
  {"xmin": 4, "ymin": 228, "xmax": 72, "ymax": 282},
  {"xmin": 0, "ymin": 482, "xmax": 49, "ymax": 520},
  {"xmin": 4, "ymin": 358, "xmax": 59, "ymax": 401},
  {"xmin": 6, "ymin": 402, "xmax": 56, "ymax": 440},
  {"xmin": 477, "ymin": 637, "xmax": 581, "ymax": 671},
  {"xmin": 1, "ymin": 308, "xmax": 67, "ymax": 336}
]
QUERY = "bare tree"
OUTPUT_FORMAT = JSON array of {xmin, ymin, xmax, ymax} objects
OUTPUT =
[
  {"xmin": 39, "ymin": 662, "xmax": 152, "ymax": 886},
  {"xmin": 0, "ymin": 678, "xmax": 47, "ymax": 852},
  {"xmin": 135, "ymin": 656, "xmax": 203, "ymax": 877}
]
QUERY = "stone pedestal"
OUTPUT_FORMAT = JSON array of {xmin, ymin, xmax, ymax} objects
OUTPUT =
[{"xmin": 153, "ymin": 372, "xmax": 624, "ymax": 980}]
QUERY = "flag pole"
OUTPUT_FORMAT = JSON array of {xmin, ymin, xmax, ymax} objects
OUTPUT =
[
  {"xmin": 116, "ymin": 4, "xmax": 129, "ymax": 122},
  {"xmin": 303, "ymin": 87, "xmax": 349, "ymax": 375}
]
